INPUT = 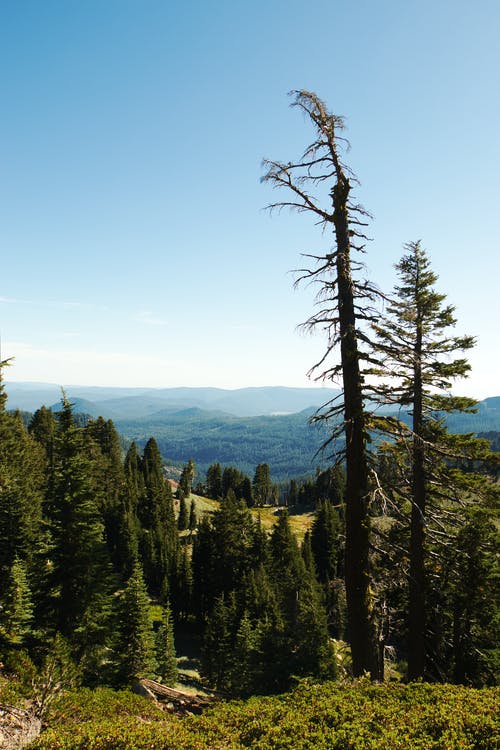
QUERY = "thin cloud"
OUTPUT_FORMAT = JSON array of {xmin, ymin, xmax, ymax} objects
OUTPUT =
[
  {"xmin": 133, "ymin": 310, "xmax": 169, "ymax": 326},
  {"xmin": 0, "ymin": 296, "xmax": 107, "ymax": 310}
]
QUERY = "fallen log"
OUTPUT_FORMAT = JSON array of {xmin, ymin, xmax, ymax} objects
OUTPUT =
[{"xmin": 136, "ymin": 679, "xmax": 218, "ymax": 715}]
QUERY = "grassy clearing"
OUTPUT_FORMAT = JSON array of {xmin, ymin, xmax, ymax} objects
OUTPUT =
[
  {"xmin": 178, "ymin": 493, "xmax": 315, "ymax": 543},
  {"xmin": 250, "ymin": 506, "xmax": 315, "ymax": 542}
]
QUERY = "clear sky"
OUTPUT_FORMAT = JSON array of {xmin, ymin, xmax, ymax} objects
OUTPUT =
[{"xmin": 1, "ymin": 0, "xmax": 499, "ymax": 397}]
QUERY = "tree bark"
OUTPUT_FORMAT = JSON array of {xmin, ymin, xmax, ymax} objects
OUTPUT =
[
  {"xmin": 408, "ymin": 325, "xmax": 426, "ymax": 679},
  {"xmin": 333, "ymin": 176, "xmax": 378, "ymax": 678}
]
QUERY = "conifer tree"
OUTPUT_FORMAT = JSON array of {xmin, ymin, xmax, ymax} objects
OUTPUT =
[
  {"xmin": 287, "ymin": 479, "xmax": 299, "ymax": 507},
  {"xmin": 170, "ymin": 545, "xmax": 192, "ymax": 623},
  {"xmin": 200, "ymin": 593, "xmax": 237, "ymax": 688},
  {"xmin": 221, "ymin": 466, "xmax": 244, "ymax": 498},
  {"xmin": 155, "ymin": 600, "xmax": 178, "ymax": 685},
  {"xmin": 44, "ymin": 395, "xmax": 114, "ymax": 661},
  {"xmin": 188, "ymin": 498, "xmax": 197, "ymax": 531},
  {"xmin": 268, "ymin": 511, "xmax": 335, "ymax": 683},
  {"xmin": 114, "ymin": 562, "xmax": 157, "ymax": 685},
  {"xmin": 301, "ymin": 530, "xmax": 315, "ymax": 573},
  {"xmin": 206, "ymin": 462, "xmax": 222, "ymax": 499},
  {"xmin": 139, "ymin": 438, "xmax": 178, "ymax": 593},
  {"xmin": 177, "ymin": 494, "xmax": 189, "ymax": 530},
  {"xmin": 253, "ymin": 463, "xmax": 271, "ymax": 506},
  {"xmin": 239, "ymin": 476, "xmax": 254, "ymax": 507},
  {"xmin": 370, "ymin": 241, "xmax": 493, "ymax": 679},
  {"xmin": 0, "ymin": 556, "xmax": 33, "ymax": 646},
  {"xmin": 178, "ymin": 458, "xmax": 195, "ymax": 498},
  {"xmin": 84, "ymin": 418, "xmax": 126, "ymax": 564},
  {"xmin": 229, "ymin": 611, "xmax": 260, "ymax": 695},
  {"xmin": 311, "ymin": 500, "xmax": 341, "ymax": 583},
  {"xmin": 191, "ymin": 515, "xmax": 217, "ymax": 624},
  {"xmin": 0, "ymin": 362, "xmax": 44, "ymax": 577}
]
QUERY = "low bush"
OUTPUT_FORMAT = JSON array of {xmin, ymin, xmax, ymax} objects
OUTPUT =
[{"xmin": 28, "ymin": 680, "xmax": 499, "ymax": 750}]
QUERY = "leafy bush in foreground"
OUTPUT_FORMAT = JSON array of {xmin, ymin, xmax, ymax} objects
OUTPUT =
[{"xmin": 27, "ymin": 680, "xmax": 499, "ymax": 750}]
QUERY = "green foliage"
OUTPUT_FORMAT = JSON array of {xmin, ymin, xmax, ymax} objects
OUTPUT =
[
  {"xmin": 0, "ymin": 395, "xmax": 44, "ymax": 578},
  {"xmin": 42, "ymin": 396, "xmax": 115, "ymax": 663},
  {"xmin": 155, "ymin": 601, "xmax": 178, "ymax": 685},
  {"xmin": 253, "ymin": 463, "xmax": 271, "ymax": 506},
  {"xmin": 188, "ymin": 498, "xmax": 197, "ymax": 530},
  {"xmin": 177, "ymin": 494, "xmax": 189, "ymax": 530},
  {"xmin": 28, "ymin": 681, "xmax": 500, "ymax": 750},
  {"xmin": 369, "ymin": 242, "xmax": 499, "ymax": 680},
  {"xmin": 311, "ymin": 500, "xmax": 341, "ymax": 583},
  {"xmin": 113, "ymin": 562, "xmax": 157, "ymax": 685},
  {"xmin": 0, "ymin": 556, "xmax": 33, "ymax": 645}
]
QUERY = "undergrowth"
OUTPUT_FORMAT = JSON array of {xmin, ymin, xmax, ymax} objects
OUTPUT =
[{"xmin": 22, "ymin": 680, "xmax": 500, "ymax": 750}]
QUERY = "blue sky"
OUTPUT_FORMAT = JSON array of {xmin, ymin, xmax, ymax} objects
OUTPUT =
[{"xmin": 1, "ymin": 0, "xmax": 499, "ymax": 397}]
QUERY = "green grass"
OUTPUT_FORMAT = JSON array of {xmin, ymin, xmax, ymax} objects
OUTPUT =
[
  {"xmin": 25, "ymin": 680, "xmax": 499, "ymax": 750},
  {"xmin": 178, "ymin": 493, "xmax": 315, "ymax": 543},
  {"xmin": 250, "ymin": 506, "xmax": 315, "ymax": 542}
]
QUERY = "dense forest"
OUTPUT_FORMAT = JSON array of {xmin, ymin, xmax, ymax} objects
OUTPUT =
[
  {"xmin": 0, "ymin": 366, "xmax": 498, "ymax": 696},
  {"xmin": 1, "ymin": 90, "xmax": 499, "ymax": 747}
]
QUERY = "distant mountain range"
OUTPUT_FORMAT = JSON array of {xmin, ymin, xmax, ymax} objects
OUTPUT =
[
  {"xmin": 5, "ymin": 382, "xmax": 500, "ymax": 482},
  {"xmin": 4, "ymin": 382, "xmax": 342, "ymax": 418}
]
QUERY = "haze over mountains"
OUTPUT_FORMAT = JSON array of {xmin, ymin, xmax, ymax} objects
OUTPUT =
[{"xmin": 5, "ymin": 383, "xmax": 342, "ymax": 419}]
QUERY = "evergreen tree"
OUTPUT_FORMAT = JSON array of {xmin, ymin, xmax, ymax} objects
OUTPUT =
[
  {"xmin": 139, "ymin": 438, "xmax": 178, "ymax": 594},
  {"xmin": 0, "ymin": 363, "xmax": 44, "ymax": 577},
  {"xmin": 221, "ymin": 466, "xmax": 244, "ymax": 498},
  {"xmin": 44, "ymin": 395, "xmax": 114, "ymax": 662},
  {"xmin": 114, "ymin": 562, "xmax": 157, "ymax": 685},
  {"xmin": 188, "ymin": 498, "xmax": 197, "ymax": 531},
  {"xmin": 253, "ymin": 463, "xmax": 271, "ymax": 506},
  {"xmin": 448, "ymin": 507, "xmax": 499, "ymax": 685},
  {"xmin": 311, "ymin": 500, "xmax": 341, "ymax": 583},
  {"xmin": 191, "ymin": 515, "xmax": 217, "ymax": 624},
  {"xmin": 268, "ymin": 511, "xmax": 335, "ymax": 683},
  {"xmin": 301, "ymin": 530, "xmax": 315, "ymax": 573},
  {"xmin": 287, "ymin": 479, "xmax": 299, "ymax": 507},
  {"xmin": 178, "ymin": 458, "xmax": 196, "ymax": 498},
  {"xmin": 155, "ymin": 600, "xmax": 178, "ymax": 685},
  {"xmin": 206, "ymin": 462, "xmax": 222, "ymax": 499},
  {"xmin": 370, "ymin": 241, "xmax": 490, "ymax": 679},
  {"xmin": 84, "ymin": 418, "xmax": 126, "ymax": 565},
  {"xmin": 210, "ymin": 492, "xmax": 256, "ymax": 601},
  {"xmin": 200, "ymin": 593, "xmax": 237, "ymax": 688},
  {"xmin": 177, "ymin": 495, "xmax": 189, "ymax": 531},
  {"xmin": 0, "ymin": 557, "xmax": 33, "ymax": 646},
  {"xmin": 239, "ymin": 476, "xmax": 254, "ymax": 507},
  {"xmin": 228, "ymin": 611, "xmax": 260, "ymax": 695},
  {"xmin": 170, "ymin": 545, "xmax": 192, "ymax": 623}
]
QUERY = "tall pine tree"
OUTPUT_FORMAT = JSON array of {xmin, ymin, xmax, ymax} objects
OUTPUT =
[{"xmin": 370, "ymin": 241, "xmax": 494, "ymax": 679}]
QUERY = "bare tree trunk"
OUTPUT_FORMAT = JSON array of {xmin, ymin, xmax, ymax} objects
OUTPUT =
[
  {"xmin": 262, "ymin": 91, "xmax": 380, "ymax": 679},
  {"xmin": 333, "ymin": 177, "xmax": 378, "ymax": 679},
  {"xmin": 408, "ymin": 329, "xmax": 426, "ymax": 679}
]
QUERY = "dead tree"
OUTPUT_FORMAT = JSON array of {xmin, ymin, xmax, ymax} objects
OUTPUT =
[{"xmin": 262, "ymin": 90, "xmax": 381, "ymax": 678}]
